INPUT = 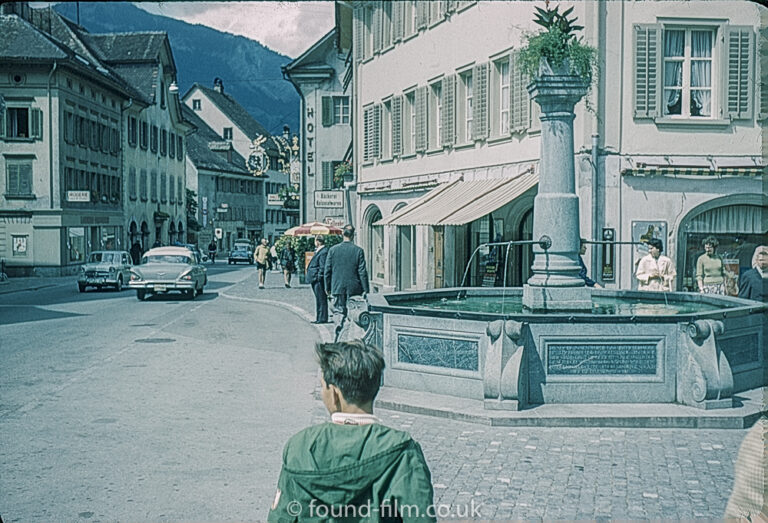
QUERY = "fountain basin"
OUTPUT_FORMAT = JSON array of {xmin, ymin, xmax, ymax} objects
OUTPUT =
[{"xmin": 359, "ymin": 288, "xmax": 767, "ymax": 410}]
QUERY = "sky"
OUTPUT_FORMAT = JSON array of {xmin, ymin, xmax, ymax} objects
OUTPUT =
[{"xmin": 136, "ymin": 1, "xmax": 336, "ymax": 57}]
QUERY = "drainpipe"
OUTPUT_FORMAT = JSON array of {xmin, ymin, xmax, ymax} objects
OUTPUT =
[
  {"xmin": 47, "ymin": 61, "xmax": 57, "ymax": 210},
  {"xmin": 121, "ymin": 98, "xmax": 133, "ymax": 245},
  {"xmin": 591, "ymin": 133, "xmax": 599, "ymax": 282}
]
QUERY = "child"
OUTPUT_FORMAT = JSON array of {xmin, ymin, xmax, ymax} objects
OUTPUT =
[{"xmin": 268, "ymin": 340, "xmax": 435, "ymax": 522}]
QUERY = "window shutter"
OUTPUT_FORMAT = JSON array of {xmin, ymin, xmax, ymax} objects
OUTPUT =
[
  {"xmin": 322, "ymin": 96, "xmax": 333, "ymax": 127},
  {"xmin": 441, "ymin": 74, "xmax": 455, "ymax": 147},
  {"xmin": 32, "ymin": 108, "xmax": 43, "ymax": 139},
  {"xmin": 0, "ymin": 104, "xmax": 4, "ymax": 138},
  {"xmin": 392, "ymin": 1, "xmax": 403, "ymax": 42},
  {"xmin": 446, "ymin": 0, "xmax": 457, "ymax": 13},
  {"xmin": 373, "ymin": 104, "xmax": 382, "ymax": 158},
  {"xmin": 354, "ymin": 7, "xmax": 364, "ymax": 63},
  {"xmin": 363, "ymin": 106, "xmax": 371, "ymax": 162},
  {"xmin": 322, "ymin": 161, "xmax": 333, "ymax": 189},
  {"xmin": 726, "ymin": 26, "xmax": 754, "ymax": 120},
  {"xmin": 373, "ymin": 2, "xmax": 383, "ymax": 54},
  {"xmin": 415, "ymin": 86, "xmax": 427, "ymax": 152},
  {"xmin": 19, "ymin": 163, "xmax": 32, "ymax": 194},
  {"xmin": 633, "ymin": 24, "xmax": 661, "ymax": 118},
  {"xmin": 8, "ymin": 164, "xmax": 19, "ymax": 194},
  {"xmin": 472, "ymin": 63, "xmax": 488, "ymax": 140},
  {"xmin": 510, "ymin": 51, "xmax": 530, "ymax": 133},
  {"xmin": 392, "ymin": 95, "xmax": 402, "ymax": 157},
  {"xmin": 416, "ymin": 1, "xmax": 428, "ymax": 30}
]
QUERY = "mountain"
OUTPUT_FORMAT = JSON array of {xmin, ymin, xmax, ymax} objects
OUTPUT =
[{"xmin": 53, "ymin": 2, "xmax": 299, "ymax": 134}]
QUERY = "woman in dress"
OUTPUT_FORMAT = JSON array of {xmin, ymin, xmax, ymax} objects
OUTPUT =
[
  {"xmin": 695, "ymin": 236, "xmax": 726, "ymax": 295},
  {"xmin": 635, "ymin": 238, "xmax": 676, "ymax": 291},
  {"xmin": 280, "ymin": 242, "xmax": 297, "ymax": 288}
]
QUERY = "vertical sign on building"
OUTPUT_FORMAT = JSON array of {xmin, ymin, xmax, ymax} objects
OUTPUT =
[{"xmin": 202, "ymin": 196, "xmax": 208, "ymax": 228}]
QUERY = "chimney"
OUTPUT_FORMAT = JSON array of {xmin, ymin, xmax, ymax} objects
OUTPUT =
[
  {"xmin": 283, "ymin": 125, "xmax": 290, "ymax": 141},
  {"xmin": 213, "ymin": 77, "xmax": 224, "ymax": 94}
]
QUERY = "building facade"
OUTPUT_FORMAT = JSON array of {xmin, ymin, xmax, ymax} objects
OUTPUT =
[
  {"xmin": 338, "ymin": 0, "xmax": 766, "ymax": 293},
  {"xmin": 283, "ymin": 29, "xmax": 353, "ymax": 227},
  {"xmin": 183, "ymin": 80, "xmax": 297, "ymax": 243}
]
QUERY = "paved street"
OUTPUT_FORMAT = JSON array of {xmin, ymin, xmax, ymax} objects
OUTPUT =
[{"xmin": 0, "ymin": 265, "xmax": 750, "ymax": 521}]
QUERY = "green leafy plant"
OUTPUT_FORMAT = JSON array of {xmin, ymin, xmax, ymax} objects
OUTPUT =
[
  {"xmin": 274, "ymin": 233, "xmax": 342, "ymax": 271},
  {"xmin": 518, "ymin": 3, "xmax": 596, "ymax": 80},
  {"xmin": 333, "ymin": 161, "xmax": 351, "ymax": 189}
]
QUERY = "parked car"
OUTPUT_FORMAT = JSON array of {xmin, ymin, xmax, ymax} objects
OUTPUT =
[
  {"xmin": 128, "ymin": 246, "xmax": 207, "ymax": 300},
  {"xmin": 228, "ymin": 246, "xmax": 253, "ymax": 265},
  {"xmin": 78, "ymin": 250, "xmax": 133, "ymax": 292}
]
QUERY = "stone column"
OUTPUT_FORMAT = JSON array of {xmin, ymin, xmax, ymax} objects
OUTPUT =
[{"xmin": 522, "ymin": 74, "xmax": 591, "ymax": 311}]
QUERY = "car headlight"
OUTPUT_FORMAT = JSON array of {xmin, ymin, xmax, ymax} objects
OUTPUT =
[
  {"xmin": 179, "ymin": 270, "xmax": 193, "ymax": 281},
  {"xmin": 109, "ymin": 267, "xmax": 116, "ymax": 275},
  {"xmin": 129, "ymin": 271, "xmax": 142, "ymax": 281}
]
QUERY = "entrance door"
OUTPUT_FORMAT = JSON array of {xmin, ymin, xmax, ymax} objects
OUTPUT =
[
  {"xmin": 433, "ymin": 226, "xmax": 444, "ymax": 288},
  {"xmin": 515, "ymin": 209, "xmax": 533, "ymax": 286}
]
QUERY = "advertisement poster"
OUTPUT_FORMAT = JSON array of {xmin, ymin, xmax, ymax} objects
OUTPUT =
[
  {"xmin": 722, "ymin": 258, "xmax": 740, "ymax": 296},
  {"xmin": 631, "ymin": 221, "xmax": 667, "ymax": 290}
]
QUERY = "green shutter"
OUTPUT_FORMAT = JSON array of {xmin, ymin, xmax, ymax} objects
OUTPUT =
[
  {"xmin": 633, "ymin": 24, "xmax": 661, "ymax": 118},
  {"xmin": 322, "ymin": 96, "xmax": 333, "ymax": 127},
  {"xmin": 0, "ymin": 104, "xmax": 5, "ymax": 138},
  {"xmin": 363, "ymin": 106, "xmax": 371, "ymax": 162},
  {"xmin": 373, "ymin": 104, "xmax": 382, "ymax": 158},
  {"xmin": 392, "ymin": 95, "xmax": 402, "ymax": 157},
  {"xmin": 415, "ymin": 86, "xmax": 427, "ymax": 152},
  {"xmin": 441, "ymin": 74, "xmax": 455, "ymax": 147},
  {"xmin": 354, "ymin": 7, "xmax": 364, "ymax": 63},
  {"xmin": 726, "ymin": 26, "xmax": 754, "ymax": 120},
  {"xmin": 31, "ymin": 108, "xmax": 43, "ymax": 139},
  {"xmin": 472, "ymin": 63, "xmax": 488, "ymax": 140},
  {"xmin": 510, "ymin": 51, "xmax": 529, "ymax": 133},
  {"xmin": 7, "ymin": 164, "xmax": 19, "ymax": 194},
  {"xmin": 322, "ymin": 161, "xmax": 333, "ymax": 189}
]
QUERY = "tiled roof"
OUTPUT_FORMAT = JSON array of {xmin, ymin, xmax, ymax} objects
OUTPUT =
[
  {"xmin": 189, "ymin": 83, "xmax": 279, "ymax": 152},
  {"xmin": 0, "ymin": 14, "xmax": 68, "ymax": 59},
  {"xmin": 108, "ymin": 63, "xmax": 157, "ymax": 104},
  {"xmin": 182, "ymin": 105, "xmax": 250, "ymax": 175},
  {"xmin": 80, "ymin": 32, "xmax": 167, "ymax": 63}
]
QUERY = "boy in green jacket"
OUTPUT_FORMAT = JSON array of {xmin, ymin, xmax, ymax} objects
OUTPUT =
[{"xmin": 268, "ymin": 340, "xmax": 436, "ymax": 522}]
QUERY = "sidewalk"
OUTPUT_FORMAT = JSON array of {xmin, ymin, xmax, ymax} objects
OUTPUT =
[{"xmin": 0, "ymin": 274, "xmax": 75, "ymax": 295}]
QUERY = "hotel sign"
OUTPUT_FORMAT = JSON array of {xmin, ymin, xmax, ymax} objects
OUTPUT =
[
  {"xmin": 314, "ymin": 191, "xmax": 344, "ymax": 209},
  {"xmin": 67, "ymin": 190, "xmax": 90, "ymax": 202}
]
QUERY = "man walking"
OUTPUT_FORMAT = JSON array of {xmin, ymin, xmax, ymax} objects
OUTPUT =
[
  {"xmin": 325, "ymin": 225, "xmax": 369, "ymax": 342},
  {"xmin": 254, "ymin": 238, "xmax": 271, "ymax": 289},
  {"xmin": 306, "ymin": 235, "xmax": 329, "ymax": 323}
]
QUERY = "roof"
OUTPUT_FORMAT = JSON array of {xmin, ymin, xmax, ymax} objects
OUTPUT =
[
  {"xmin": 79, "ymin": 32, "xmax": 168, "ymax": 63},
  {"xmin": 185, "ymin": 83, "xmax": 279, "ymax": 153},
  {"xmin": 182, "ymin": 105, "xmax": 250, "ymax": 175},
  {"xmin": 282, "ymin": 29, "xmax": 336, "ymax": 77},
  {"xmin": 0, "ymin": 14, "xmax": 68, "ymax": 59}
]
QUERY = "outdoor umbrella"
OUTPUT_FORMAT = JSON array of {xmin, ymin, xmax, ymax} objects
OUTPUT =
[{"xmin": 283, "ymin": 221, "xmax": 343, "ymax": 237}]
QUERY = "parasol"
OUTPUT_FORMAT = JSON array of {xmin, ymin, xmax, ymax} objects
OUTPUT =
[{"xmin": 283, "ymin": 221, "xmax": 343, "ymax": 237}]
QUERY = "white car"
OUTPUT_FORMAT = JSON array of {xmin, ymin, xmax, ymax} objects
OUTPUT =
[{"xmin": 128, "ymin": 246, "xmax": 208, "ymax": 300}]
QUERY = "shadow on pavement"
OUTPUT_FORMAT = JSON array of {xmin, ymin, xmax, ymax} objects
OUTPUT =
[{"xmin": 0, "ymin": 306, "xmax": 86, "ymax": 326}]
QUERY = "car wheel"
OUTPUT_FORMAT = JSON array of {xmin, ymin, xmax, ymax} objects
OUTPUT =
[
  {"xmin": 186, "ymin": 288, "xmax": 196, "ymax": 300},
  {"xmin": 78, "ymin": 283, "xmax": 87, "ymax": 293},
  {"xmin": 249, "ymin": 259, "xmax": 253, "ymax": 265},
  {"xmin": 115, "ymin": 276, "xmax": 123, "ymax": 292},
  {"xmin": 228, "ymin": 260, "xmax": 232, "ymax": 265},
  {"xmin": 136, "ymin": 289, "xmax": 147, "ymax": 301}
]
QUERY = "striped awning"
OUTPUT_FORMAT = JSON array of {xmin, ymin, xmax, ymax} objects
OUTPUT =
[
  {"xmin": 375, "ymin": 173, "xmax": 538, "ymax": 226},
  {"xmin": 621, "ymin": 166, "xmax": 765, "ymax": 177}
]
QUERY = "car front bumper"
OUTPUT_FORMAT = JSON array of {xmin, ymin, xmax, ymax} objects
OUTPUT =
[
  {"xmin": 128, "ymin": 281, "xmax": 195, "ymax": 292},
  {"xmin": 79, "ymin": 276, "xmax": 118, "ymax": 286}
]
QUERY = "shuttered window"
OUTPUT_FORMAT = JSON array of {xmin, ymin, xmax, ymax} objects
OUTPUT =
[
  {"xmin": 140, "ymin": 170, "xmax": 148, "ymax": 201},
  {"xmin": 129, "ymin": 167, "xmax": 137, "ymax": 200},
  {"xmin": 441, "ymin": 74, "xmax": 455, "ymax": 147},
  {"xmin": 6, "ymin": 159, "xmax": 33, "ymax": 196},
  {"xmin": 416, "ymin": 1, "xmax": 428, "ymax": 30},
  {"xmin": 415, "ymin": 86, "xmax": 427, "ymax": 152},
  {"xmin": 392, "ymin": 1, "xmax": 403, "ymax": 42},
  {"xmin": 392, "ymin": 95, "xmax": 402, "ymax": 156},
  {"xmin": 322, "ymin": 96, "xmax": 334, "ymax": 126},
  {"xmin": 160, "ymin": 172, "xmax": 167, "ymax": 203},
  {"xmin": 322, "ymin": 161, "xmax": 334, "ymax": 189},
  {"xmin": 634, "ymin": 24, "xmax": 661, "ymax": 118},
  {"xmin": 354, "ymin": 7, "xmax": 364, "ymax": 63},
  {"xmin": 373, "ymin": 104, "xmax": 382, "ymax": 158},
  {"xmin": 363, "ymin": 106, "xmax": 372, "ymax": 162},
  {"xmin": 510, "ymin": 51, "xmax": 530, "ymax": 133},
  {"xmin": 472, "ymin": 63, "xmax": 488, "ymax": 141},
  {"xmin": 726, "ymin": 26, "xmax": 753, "ymax": 120},
  {"xmin": 169, "ymin": 175, "xmax": 175, "ymax": 203}
]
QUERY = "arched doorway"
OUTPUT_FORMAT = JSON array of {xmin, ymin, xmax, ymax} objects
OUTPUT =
[
  {"xmin": 178, "ymin": 221, "xmax": 185, "ymax": 244},
  {"xmin": 169, "ymin": 221, "xmax": 177, "ymax": 245},
  {"xmin": 140, "ymin": 221, "xmax": 150, "ymax": 251},
  {"xmin": 514, "ymin": 209, "xmax": 534, "ymax": 287},
  {"xmin": 129, "ymin": 221, "xmax": 138, "ymax": 247},
  {"xmin": 363, "ymin": 205, "xmax": 384, "ymax": 285}
]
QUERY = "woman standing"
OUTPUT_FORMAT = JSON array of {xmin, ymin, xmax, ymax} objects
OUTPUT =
[
  {"xmin": 280, "ymin": 242, "xmax": 297, "ymax": 288},
  {"xmin": 696, "ymin": 236, "xmax": 726, "ymax": 295},
  {"xmin": 635, "ymin": 238, "xmax": 676, "ymax": 291}
]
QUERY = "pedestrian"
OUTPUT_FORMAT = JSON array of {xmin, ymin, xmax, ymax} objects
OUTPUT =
[
  {"xmin": 280, "ymin": 241, "xmax": 297, "ymax": 288},
  {"xmin": 270, "ymin": 244, "xmax": 280, "ymax": 272},
  {"xmin": 254, "ymin": 238, "xmax": 271, "ymax": 289},
  {"xmin": 324, "ymin": 225, "xmax": 370, "ymax": 342},
  {"xmin": 737, "ymin": 245, "xmax": 768, "ymax": 302},
  {"xmin": 207, "ymin": 239, "xmax": 217, "ymax": 263},
  {"xmin": 130, "ymin": 241, "xmax": 142, "ymax": 265},
  {"xmin": 578, "ymin": 238, "xmax": 603, "ymax": 288},
  {"xmin": 267, "ymin": 340, "xmax": 435, "ymax": 522},
  {"xmin": 306, "ymin": 235, "xmax": 329, "ymax": 323},
  {"xmin": 724, "ymin": 415, "xmax": 766, "ymax": 520},
  {"xmin": 152, "ymin": 238, "xmax": 162, "ymax": 248},
  {"xmin": 635, "ymin": 238, "xmax": 676, "ymax": 291},
  {"xmin": 696, "ymin": 236, "xmax": 727, "ymax": 295}
]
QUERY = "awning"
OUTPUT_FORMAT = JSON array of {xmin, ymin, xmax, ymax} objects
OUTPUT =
[{"xmin": 375, "ymin": 172, "xmax": 538, "ymax": 226}]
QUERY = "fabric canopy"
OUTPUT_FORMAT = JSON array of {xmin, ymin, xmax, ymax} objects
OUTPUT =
[
  {"xmin": 283, "ymin": 222, "xmax": 343, "ymax": 236},
  {"xmin": 375, "ymin": 173, "xmax": 539, "ymax": 226}
]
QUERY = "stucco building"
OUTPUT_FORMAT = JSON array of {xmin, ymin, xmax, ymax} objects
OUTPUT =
[{"xmin": 337, "ymin": 0, "xmax": 766, "ymax": 293}]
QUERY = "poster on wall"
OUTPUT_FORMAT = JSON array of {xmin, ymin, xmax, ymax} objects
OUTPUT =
[
  {"xmin": 631, "ymin": 221, "xmax": 667, "ymax": 290},
  {"xmin": 12, "ymin": 235, "xmax": 27, "ymax": 256}
]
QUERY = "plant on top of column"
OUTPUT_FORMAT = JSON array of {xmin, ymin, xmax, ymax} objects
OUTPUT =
[{"xmin": 518, "ymin": 2, "xmax": 597, "ymax": 81}]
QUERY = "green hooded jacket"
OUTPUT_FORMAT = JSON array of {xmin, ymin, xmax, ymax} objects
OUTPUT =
[{"xmin": 268, "ymin": 422, "xmax": 436, "ymax": 522}]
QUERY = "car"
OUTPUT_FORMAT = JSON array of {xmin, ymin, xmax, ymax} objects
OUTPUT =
[
  {"xmin": 78, "ymin": 250, "xmax": 133, "ymax": 292},
  {"xmin": 128, "ymin": 246, "xmax": 207, "ymax": 300},
  {"xmin": 174, "ymin": 242, "xmax": 209, "ymax": 263},
  {"xmin": 228, "ymin": 246, "xmax": 254, "ymax": 265}
]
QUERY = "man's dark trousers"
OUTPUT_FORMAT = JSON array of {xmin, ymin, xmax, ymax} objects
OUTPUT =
[{"xmin": 312, "ymin": 282, "xmax": 328, "ymax": 323}]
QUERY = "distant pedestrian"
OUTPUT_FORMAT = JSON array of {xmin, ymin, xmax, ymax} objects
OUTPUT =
[
  {"xmin": 254, "ymin": 238, "xmax": 271, "ymax": 289},
  {"xmin": 635, "ymin": 238, "xmax": 676, "ymax": 291},
  {"xmin": 737, "ymin": 245, "xmax": 768, "ymax": 302},
  {"xmin": 207, "ymin": 239, "xmax": 217, "ymax": 263},
  {"xmin": 280, "ymin": 242, "xmax": 297, "ymax": 288},
  {"xmin": 578, "ymin": 239, "xmax": 602, "ymax": 288},
  {"xmin": 696, "ymin": 236, "xmax": 726, "ymax": 295},
  {"xmin": 306, "ymin": 235, "xmax": 328, "ymax": 323},
  {"xmin": 267, "ymin": 340, "xmax": 435, "ymax": 522},
  {"xmin": 152, "ymin": 238, "xmax": 162, "ymax": 248},
  {"xmin": 270, "ymin": 244, "xmax": 280, "ymax": 272},
  {"xmin": 324, "ymin": 224, "xmax": 370, "ymax": 342},
  {"xmin": 130, "ymin": 241, "xmax": 142, "ymax": 265}
]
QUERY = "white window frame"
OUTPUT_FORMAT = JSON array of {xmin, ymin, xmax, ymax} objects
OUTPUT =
[
  {"xmin": 428, "ymin": 80, "xmax": 442, "ymax": 150},
  {"xmin": 403, "ymin": 90, "xmax": 416, "ymax": 156},
  {"xmin": 333, "ymin": 97, "xmax": 350, "ymax": 124},
  {"xmin": 381, "ymin": 99, "xmax": 392, "ymax": 159},
  {"xmin": 457, "ymin": 69, "xmax": 474, "ymax": 144},
  {"xmin": 661, "ymin": 25, "xmax": 718, "ymax": 119}
]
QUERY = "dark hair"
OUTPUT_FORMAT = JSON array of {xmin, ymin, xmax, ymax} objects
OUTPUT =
[
  {"xmin": 702, "ymin": 236, "xmax": 718, "ymax": 249},
  {"xmin": 648, "ymin": 238, "xmax": 663, "ymax": 252},
  {"xmin": 315, "ymin": 340, "xmax": 385, "ymax": 406},
  {"xmin": 315, "ymin": 235, "xmax": 325, "ymax": 245},
  {"xmin": 343, "ymin": 224, "xmax": 355, "ymax": 239}
]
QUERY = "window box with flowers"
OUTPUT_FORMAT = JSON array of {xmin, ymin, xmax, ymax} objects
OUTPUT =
[
  {"xmin": 333, "ymin": 161, "xmax": 353, "ymax": 189},
  {"xmin": 279, "ymin": 185, "xmax": 300, "ymax": 209}
]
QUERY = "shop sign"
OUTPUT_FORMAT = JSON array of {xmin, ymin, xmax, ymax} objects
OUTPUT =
[
  {"xmin": 267, "ymin": 194, "xmax": 283, "ymax": 206},
  {"xmin": 314, "ymin": 190, "xmax": 343, "ymax": 208},
  {"xmin": 67, "ymin": 190, "xmax": 90, "ymax": 202},
  {"xmin": 324, "ymin": 217, "xmax": 345, "ymax": 227}
]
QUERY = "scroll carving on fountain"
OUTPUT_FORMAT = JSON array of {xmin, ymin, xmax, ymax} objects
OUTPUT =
[
  {"xmin": 484, "ymin": 320, "xmax": 527, "ymax": 410},
  {"xmin": 678, "ymin": 319, "xmax": 734, "ymax": 409}
]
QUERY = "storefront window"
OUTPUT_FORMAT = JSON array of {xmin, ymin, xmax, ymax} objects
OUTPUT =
[
  {"xmin": 101, "ymin": 226, "xmax": 118, "ymax": 250},
  {"xmin": 68, "ymin": 227, "xmax": 85, "ymax": 262}
]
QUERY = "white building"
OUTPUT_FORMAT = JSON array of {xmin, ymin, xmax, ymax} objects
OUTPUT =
[
  {"xmin": 283, "ymin": 29, "xmax": 353, "ymax": 227},
  {"xmin": 337, "ymin": 0, "xmax": 766, "ymax": 293}
]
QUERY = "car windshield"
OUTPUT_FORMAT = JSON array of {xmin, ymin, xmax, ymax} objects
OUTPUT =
[
  {"xmin": 142, "ymin": 255, "xmax": 192, "ymax": 264},
  {"xmin": 88, "ymin": 253, "xmax": 118, "ymax": 263}
]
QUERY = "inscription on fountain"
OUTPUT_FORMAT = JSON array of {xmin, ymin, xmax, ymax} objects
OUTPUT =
[
  {"xmin": 547, "ymin": 343, "xmax": 657, "ymax": 375},
  {"xmin": 397, "ymin": 334, "xmax": 479, "ymax": 371}
]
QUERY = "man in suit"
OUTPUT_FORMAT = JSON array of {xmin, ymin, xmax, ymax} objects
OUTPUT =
[
  {"xmin": 325, "ymin": 224, "xmax": 370, "ymax": 342},
  {"xmin": 306, "ymin": 235, "xmax": 329, "ymax": 323},
  {"xmin": 738, "ymin": 245, "xmax": 767, "ymax": 302}
]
